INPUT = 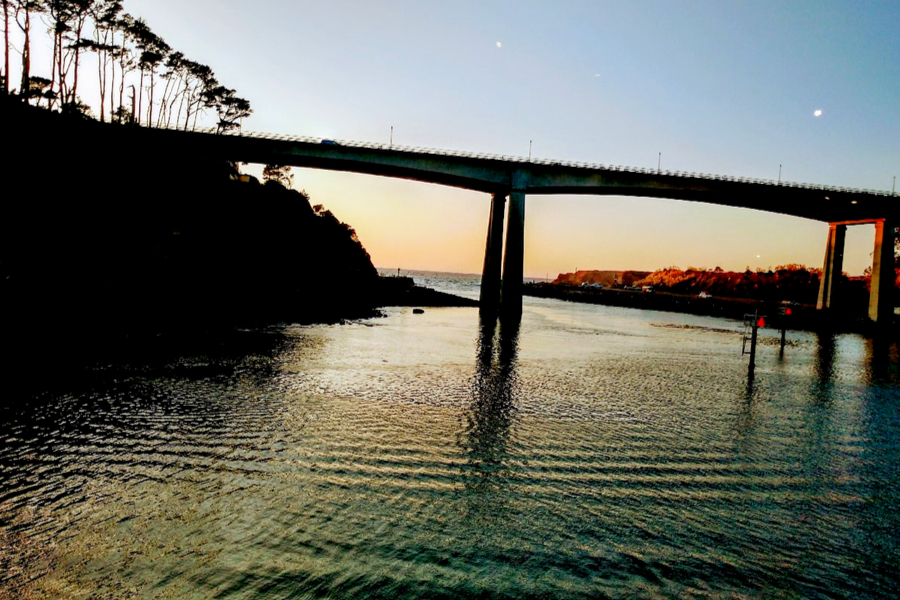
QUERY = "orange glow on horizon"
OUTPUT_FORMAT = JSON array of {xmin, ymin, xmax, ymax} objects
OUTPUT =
[{"xmin": 243, "ymin": 165, "xmax": 878, "ymax": 278}]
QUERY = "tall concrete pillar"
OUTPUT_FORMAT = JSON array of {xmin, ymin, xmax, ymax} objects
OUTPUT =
[
  {"xmin": 500, "ymin": 191, "xmax": 526, "ymax": 316},
  {"xmin": 869, "ymin": 219, "xmax": 895, "ymax": 323},
  {"xmin": 479, "ymin": 193, "xmax": 507, "ymax": 312},
  {"xmin": 816, "ymin": 223, "xmax": 846, "ymax": 310}
]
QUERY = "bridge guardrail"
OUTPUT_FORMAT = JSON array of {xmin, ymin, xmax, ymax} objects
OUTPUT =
[{"xmin": 141, "ymin": 120, "xmax": 895, "ymax": 197}]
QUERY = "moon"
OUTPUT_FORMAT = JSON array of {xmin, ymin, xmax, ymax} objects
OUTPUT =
[
  {"xmin": 496, "ymin": 41, "xmax": 502, "ymax": 48},
  {"xmin": 814, "ymin": 109, "xmax": 823, "ymax": 117}
]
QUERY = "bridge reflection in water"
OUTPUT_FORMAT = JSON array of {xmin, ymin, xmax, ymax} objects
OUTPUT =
[{"xmin": 461, "ymin": 316, "xmax": 521, "ymax": 504}]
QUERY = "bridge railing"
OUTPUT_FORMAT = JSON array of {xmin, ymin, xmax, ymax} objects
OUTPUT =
[{"xmin": 149, "ymin": 121, "xmax": 893, "ymax": 198}]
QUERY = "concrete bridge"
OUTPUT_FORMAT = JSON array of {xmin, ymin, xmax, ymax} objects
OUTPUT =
[{"xmin": 147, "ymin": 125, "xmax": 897, "ymax": 322}]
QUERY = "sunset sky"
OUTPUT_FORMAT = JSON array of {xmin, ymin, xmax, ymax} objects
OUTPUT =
[{"xmin": 22, "ymin": 0, "xmax": 900, "ymax": 277}]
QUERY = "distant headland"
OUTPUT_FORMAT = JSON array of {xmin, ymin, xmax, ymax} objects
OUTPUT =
[{"xmin": 529, "ymin": 265, "xmax": 896, "ymax": 332}]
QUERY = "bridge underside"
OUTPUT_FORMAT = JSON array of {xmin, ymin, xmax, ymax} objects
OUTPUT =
[
  {"xmin": 479, "ymin": 192, "xmax": 895, "ymax": 324},
  {"xmin": 152, "ymin": 128, "xmax": 897, "ymax": 322},
  {"xmin": 186, "ymin": 131, "xmax": 895, "ymax": 224}
]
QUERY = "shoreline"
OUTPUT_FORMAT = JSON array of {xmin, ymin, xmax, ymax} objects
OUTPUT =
[
  {"xmin": 2, "ymin": 280, "xmax": 478, "ymax": 391},
  {"xmin": 524, "ymin": 283, "xmax": 889, "ymax": 335},
  {"xmin": 374, "ymin": 276, "xmax": 479, "ymax": 309}
]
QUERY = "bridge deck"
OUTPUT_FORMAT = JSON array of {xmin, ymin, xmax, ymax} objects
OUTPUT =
[{"xmin": 148, "ymin": 124, "xmax": 897, "ymax": 224}]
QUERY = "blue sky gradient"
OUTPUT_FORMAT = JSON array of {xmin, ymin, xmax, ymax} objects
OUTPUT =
[{"xmin": 71, "ymin": 1, "xmax": 900, "ymax": 274}]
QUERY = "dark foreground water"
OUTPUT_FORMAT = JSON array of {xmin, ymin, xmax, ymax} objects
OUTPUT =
[{"xmin": 2, "ymin": 280, "xmax": 900, "ymax": 599}]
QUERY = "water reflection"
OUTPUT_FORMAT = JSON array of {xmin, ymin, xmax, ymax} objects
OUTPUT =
[
  {"xmin": 858, "ymin": 347, "xmax": 900, "ymax": 585},
  {"xmin": 864, "ymin": 337, "xmax": 900, "ymax": 385},
  {"xmin": 5, "ymin": 300, "xmax": 900, "ymax": 599},
  {"xmin": 462, "ymin": 316, "xmax": 521, "ymax": 498},
  {"xmin": 744, "ymin": 363, "xmax": 758, "ymax": 401},
  {"xmin": 813, "ymin": 331, "xmax": 838, "ymax": 402}
]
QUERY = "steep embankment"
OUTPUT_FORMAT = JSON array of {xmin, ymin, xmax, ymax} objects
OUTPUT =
[{"xmin": 1, "ymin": 97, "xmax": 465, "ymax": 355}]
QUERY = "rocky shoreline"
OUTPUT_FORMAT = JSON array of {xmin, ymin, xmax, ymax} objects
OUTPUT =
[{"xmin": 374, "ymin": 276, "xmax": 478, "ymax": 309}]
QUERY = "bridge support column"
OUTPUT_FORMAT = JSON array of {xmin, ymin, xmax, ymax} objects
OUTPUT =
[
  {"xmin": 500, "ymin": 191, "xmax": 526, "ymax": 316},
  {"xmin": 816, "ymin": 223, "xmax": 846, "ymax": 311},
  {"xmin": 479, "ymin": 193, "xmax": 507, "ymax": 313},
  {"xmin": 869, "ymin": 219, "xmax": 895, "ymax": 324}
]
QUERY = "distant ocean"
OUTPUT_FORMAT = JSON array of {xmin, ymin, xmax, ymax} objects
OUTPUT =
[{"xmin": 376, "ymin": 268, "xmax": 553, "ymax": 300}]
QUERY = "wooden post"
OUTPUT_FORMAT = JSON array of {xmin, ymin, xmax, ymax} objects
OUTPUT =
[{"xmin": 779, "ymin": 306, "xmax": 792, "ymax": 356}]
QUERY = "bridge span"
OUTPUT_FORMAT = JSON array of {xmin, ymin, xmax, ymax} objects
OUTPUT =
[{"xmin": 146, "ymin": 125, "xmax": 897, "ymax": 322}]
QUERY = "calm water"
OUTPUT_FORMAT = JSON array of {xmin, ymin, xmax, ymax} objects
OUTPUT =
[{"xmin": 2, "ymin": 275, "xmax": 900, "ymax": 599}]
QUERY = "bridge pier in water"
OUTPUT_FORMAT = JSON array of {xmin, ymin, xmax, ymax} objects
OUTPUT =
[
  {"xmin": 500, "ymin": 191, "xmax": 526, "ymax": 317},
  {"xmin": 479, "ymin": 193, "xmax": 507, "ymax": 313},
  {"xmin": 816, "ymin": 219, "xmax": 895, "ymax": 324},
  {"xmin": 816, "ymin": 223, "xmax": 846, "ymax": 311},
  {"xmin": 869, "ymin": 219, "xmax": 895, "ymax": 324}
]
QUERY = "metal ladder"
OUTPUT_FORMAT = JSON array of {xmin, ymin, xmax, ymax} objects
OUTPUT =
[{"xmin": 741, "ymin": 312, "xmax": 758, "ymax": 355}]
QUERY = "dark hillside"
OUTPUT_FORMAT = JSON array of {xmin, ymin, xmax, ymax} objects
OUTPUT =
[{"xmin": 1, "ymin": 96, "xmax": 380, "ymax": 350}]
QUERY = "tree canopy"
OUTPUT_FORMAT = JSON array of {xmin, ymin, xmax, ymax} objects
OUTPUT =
[
  {"xmin": 1, "ymin": 0, "xmax": 251, "ymax": 131},
  {"xmin": 262, "ymin": 164, "xmax": 294, "ymax": 189}
]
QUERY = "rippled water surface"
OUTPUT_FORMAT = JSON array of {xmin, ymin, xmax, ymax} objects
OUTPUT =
[{"xmin": 3, "ymin": 287, "xmax": 900, "ymax": 599}]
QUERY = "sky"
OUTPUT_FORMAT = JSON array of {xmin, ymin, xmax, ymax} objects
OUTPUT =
[{"xmin": 12, "ymin": 0, "xmax": 900, "ymax": 277}]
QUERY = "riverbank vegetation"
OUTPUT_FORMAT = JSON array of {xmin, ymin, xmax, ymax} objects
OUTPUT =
[
  {"xmin": 0, "ymin": 94, "xmax": 472, "ymax": 378},
  {"xmin": 631, "ymin": 264, "xmax": 900, "ymax": 308},
  {"xmin": 1, "ymin": 2, "xmax": 475, "ymax": 361},
  {"xmin": 1, "ymin": 97, "xmax": 371, "ymax": 327},
  {"xmin": 538, "ymin": 263, "xmax": 900, "ymax": 329},
  {"xmin": 554, "ymin": 264, "xmax": 899, "ymax": 306},
  {"xmin": 636, "ymin": 265, "xmax": 837, "ymax": 303}
]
